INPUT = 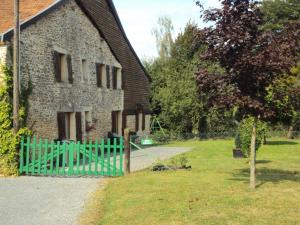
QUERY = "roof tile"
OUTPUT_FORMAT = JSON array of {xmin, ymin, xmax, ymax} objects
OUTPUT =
[{"xmin": 0, "ymin": 0, "xmax": 56, "ymax": 34}]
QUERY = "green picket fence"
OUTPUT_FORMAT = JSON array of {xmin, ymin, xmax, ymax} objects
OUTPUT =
[{"xmin": 19, "ymin": 136, "xmax": 124, "ymax": 177}]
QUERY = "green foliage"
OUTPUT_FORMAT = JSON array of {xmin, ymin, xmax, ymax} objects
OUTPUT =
[
  {"xmin": 206, "ymin": 107, "xmax": 237, "ymax": 135},
  {"xmin": 146, "ymin": 22, "xmax": 225, "ymax": 135},
  {"xmin": 235, "ymin": 117, "xmax": 268, "ymax": 157},
  {"xmin": 170, "ymin": 155, "xmax": 189, "ymax": 169},
  {"xmin": 261, "ymin": 0, "xmax": 300, "ymax": 31},
  {"xmin": 0, "ymin": 65, "xmax": 32, "ymax": 176},
  {"xmin": 152, "ymin": 131, "xmax": 170, "ymax": 143}
]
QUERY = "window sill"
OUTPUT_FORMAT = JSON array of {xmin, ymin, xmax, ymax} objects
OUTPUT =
[{"xmin": 56, "ymin": 82, "xmax": 73, "ymax": 88}]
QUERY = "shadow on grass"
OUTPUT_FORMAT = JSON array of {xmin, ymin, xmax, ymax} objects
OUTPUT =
[
  {"xmin": 266, "ymin": 141, "xmax": 298, "ymax": 146},
  {"xmin": 231, "ymin": 167, "xmax": 300, "ymax": 188},
  {"xmin": 256, "ymin": 160, "xmax": 272, "ymax": 164}
]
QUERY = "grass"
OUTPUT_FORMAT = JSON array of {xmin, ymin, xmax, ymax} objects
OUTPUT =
[{"xmin": 80, "ymin": 138, "xmax": 300, "ymax": 225}]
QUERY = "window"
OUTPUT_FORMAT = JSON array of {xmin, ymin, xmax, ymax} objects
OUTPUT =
[
  {"xmin": 117, "ymin": 68, "xmax": 122, "ymax": 89},
  {"xmin": 96, "ymin": 63, "xmax": 106, "ymax": 87},
  {"xmin": 112, "ymin": 111, "xmax": 122, "ymax": 135},
  {"xmin": 81, "ymin": 59, "xmax": 88, "ymax": 82},
  {"xmin": 57, "ymin": 112, "xmax": 76, "ymax": 140},
  {"xmin": 53, "ymin": 51, "xmax": 73, "ymax": 83},
  {"xmin": 106, "ymin": 65, "xmax": 110, "ymax": 88},
  {"xmin": 112, "ymin": 67, "xmax": 122, "ymax": 90}
]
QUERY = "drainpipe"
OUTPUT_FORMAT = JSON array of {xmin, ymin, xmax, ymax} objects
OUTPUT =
[{"xmin": 13, "ymin": 0, "xmax": 20, "ymax": 133}]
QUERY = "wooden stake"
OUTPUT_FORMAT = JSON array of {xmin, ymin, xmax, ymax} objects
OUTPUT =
[
  {"xmin": 124, "ymin": 128, "xmax": 131, "ymax": 174},
  {"xmin": 250, "ymin": 117, "xmax": 258, "ymax": 189}
]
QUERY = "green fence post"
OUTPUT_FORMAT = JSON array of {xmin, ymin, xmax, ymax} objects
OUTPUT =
[
  {"xmin": 43, "ymin": 139, "xmax": 48, "ymax": 175},
  {"xmin": 76, "ymin": 141, "xmax": 80, "ymax": 175},
  {"xmin": 31, "ymin": 136, "xmax": 37, "ymax": 175},
  {"xmin": 50, "ymin": 141, "xmax": 54, "ymax": 176},
  {"xmin": 88, "ymin": 140, "xmax": 92, "ymax": 175},
  {"xmin": 68, "ymin": 142, "xmax": 74, "ymax": 176},
  {"xmin": 107, "ymin": 138, "xmax": 111, "ymax": 176},
  {"xmin": 119, "ymin": 137, "xmax": 124, "ymax": 176},
  {"xmin": 94, "ymin": 140, "xmax": 99, "ymax": 175},
  {"xmin": 62, "ymin": 141, "xmax": 66, "ymax": 176},
  {"xmin": 113, "ymin": 138, "xmax": 117, "ymax": 176},
  {"xmin": 26, "ymin": 136, "xmax": 30, "ymax": 175},
  {"xmin": 19, "ymin": 136, "xmax": 24, "ymax": 174},
  {"xmin": 56, "ymin": 141, "xmax": 60, "ymax": 175},
  {"xmin": 37, "ymin": 138, "xmax": 42, "ymax": 174},
  {"xmin": 82, "ymin": 140, "xmax": 86, "ymax": 175},
  {"xmin": 100, "ymin": 139, "xmax": 105, "ymax": 176}
]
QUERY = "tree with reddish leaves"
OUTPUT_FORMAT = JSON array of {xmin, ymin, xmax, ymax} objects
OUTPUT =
[{"xmin": 195, "ymin": 0, "xmax": 300, "ymax": 189}]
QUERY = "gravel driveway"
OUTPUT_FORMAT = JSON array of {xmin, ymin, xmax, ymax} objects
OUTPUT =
[{"xmin": 0, "ymin": 146, "xmax": 190, "ymax": 225}]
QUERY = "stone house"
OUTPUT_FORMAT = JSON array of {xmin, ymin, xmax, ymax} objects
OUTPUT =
[{"xmin": 0, "ymin": 0, "xmax": 151, "ymax": 141}]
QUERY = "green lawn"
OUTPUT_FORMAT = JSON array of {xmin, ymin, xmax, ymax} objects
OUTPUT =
[{"xmin": 83, "ymin": 138, "xmax": 300, "ymax": 225}]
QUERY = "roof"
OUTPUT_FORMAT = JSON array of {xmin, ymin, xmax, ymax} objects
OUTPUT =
[
  {"xmin": 0, "ymin": 0, "xmax": 58, "ymax": 35},
  {"xmin": 0, "ymin": 0, "xmax": 151, "ymax": 111},
  {"xmin": 0, "ymin": 0, "xmax": 150, "ymax": 82}
]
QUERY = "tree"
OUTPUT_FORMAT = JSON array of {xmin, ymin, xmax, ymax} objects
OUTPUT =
[
  {"xmin": 261, "ymin": 0, "xmax": 300, "ymax": 31},
  {"xmin": 147, "ymin": 20, "xmax": 235, "ymax": 136},
  {"xmin": 261, "ymin": 0, "xmax": 300, "ymax": 138},
  {"xmin": 195, "ymin": 0, "xmax": 300, "ymax": 188},
  {"xmin": 152, "ymin": 17, "xmax": 174, "ymax": 59},
  {"xmin": 147, "ymin": 23, "xmax": 204, "ymax": 134}
]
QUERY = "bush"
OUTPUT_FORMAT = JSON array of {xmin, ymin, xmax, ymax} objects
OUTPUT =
[
  {"xmin": 152, "ymin": 131, "xmax": 170, "ymax": 143},
  {"xmin": 0, "ymin": 65, "xmax": 32, "ymax": 176},
  {"xmin": 235, "ymin": 117, "xmax": 268, "ymax": 157}
]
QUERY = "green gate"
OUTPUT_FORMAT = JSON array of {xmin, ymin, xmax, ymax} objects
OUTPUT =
[{"xmin": 19, "ymin": 136, "xmax": 124, "ymax": 177}]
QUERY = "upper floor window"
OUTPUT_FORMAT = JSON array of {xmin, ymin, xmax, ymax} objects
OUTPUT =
[
  {"xmin": 96, "ymin": 63, "xmax": 106, "ymax": 88},
  {"xmin": 53, "ymin": 51, "xmax": 73, "ymax": 83},
  {"xmin": 112, "ymin": 67, "xmax": 122, "ymax": 90}
]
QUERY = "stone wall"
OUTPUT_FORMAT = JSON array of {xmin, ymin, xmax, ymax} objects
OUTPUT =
[
  {"xmin": 15, "ymin": 0, "xmax": 123, "ymax": 140},
  {"xmin": 0, "ymin": 45, "xmax": 11, "ymax": 82},
  {"xmin": 126, "ymin": 114, "xmax": 151, "ymax": 136}
]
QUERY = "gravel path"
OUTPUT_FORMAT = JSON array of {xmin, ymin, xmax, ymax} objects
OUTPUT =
[{"xmin": 0, "ymin": 146, "xmax": 190, "ymax": 225}]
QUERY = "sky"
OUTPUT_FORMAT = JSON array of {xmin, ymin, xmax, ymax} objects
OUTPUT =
[{"xmin": 113, "ymin": 0, "xmax": 221, "ymax": 60}]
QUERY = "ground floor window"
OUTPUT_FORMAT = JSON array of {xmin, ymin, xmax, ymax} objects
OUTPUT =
[
  {"xmin": 57, "ymin": 112, "xmax": 77, "ymax": 141},
  {"xmin": 112, "ymin": 111, "xmax": 122, "ymax": 135}
]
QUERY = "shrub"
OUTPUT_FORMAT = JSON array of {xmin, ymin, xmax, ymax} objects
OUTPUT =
[
  {"xmin": 235, "ymin": 117, "xmax": 268, "ymax": 157},
  {"xmin": 152, "ymin": 131, "xmax": 170, "ymax": 143},
  {"xmin": 0, "ymin": 65, "xmax": 32, "ymax": 176}
]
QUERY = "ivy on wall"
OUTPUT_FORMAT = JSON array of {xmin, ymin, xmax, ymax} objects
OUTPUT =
[{"xmin": 0, "ymin": 65, "xmax": 32, "ymax": 176}]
